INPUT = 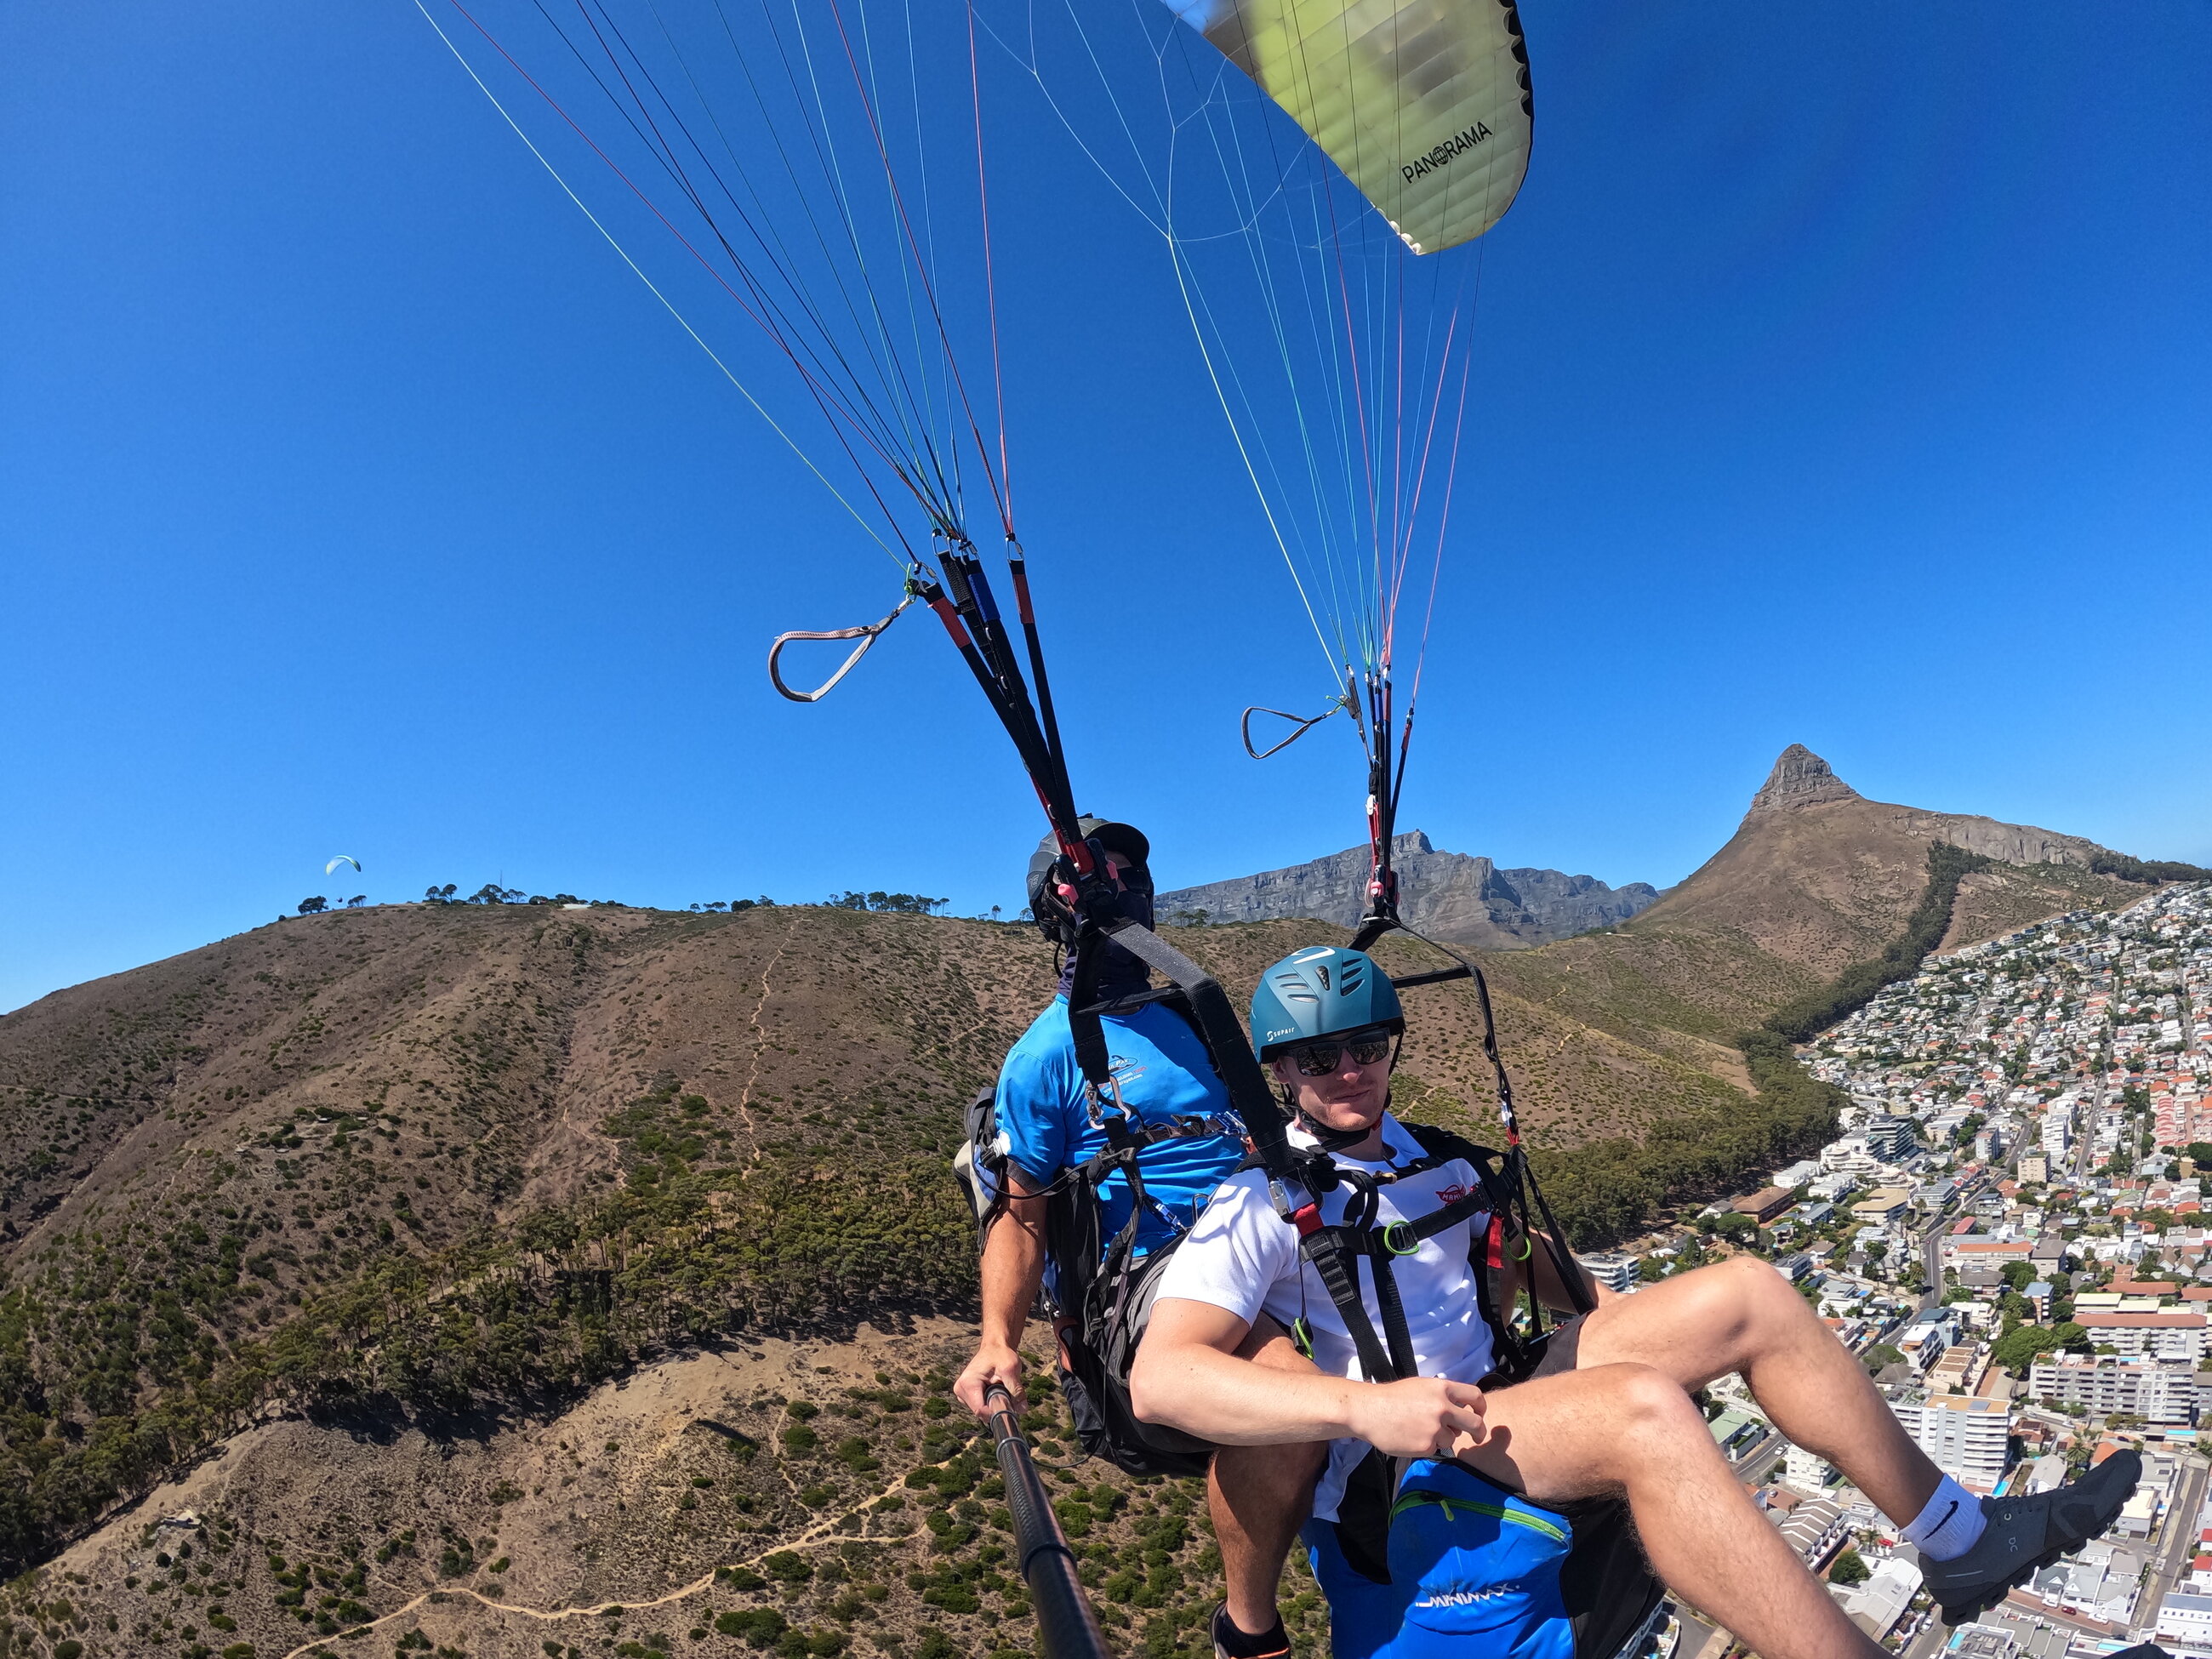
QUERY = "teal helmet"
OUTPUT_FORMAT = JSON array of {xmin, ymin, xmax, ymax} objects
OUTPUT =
[{"xmin": 1250, "ymin": 945, "xmax": 1404, "ymax": 1061}]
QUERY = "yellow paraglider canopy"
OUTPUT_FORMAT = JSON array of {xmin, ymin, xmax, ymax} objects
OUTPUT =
[{"xmin": 1163, "ymin": 0, "xmax": 1531, "ymax": 252}]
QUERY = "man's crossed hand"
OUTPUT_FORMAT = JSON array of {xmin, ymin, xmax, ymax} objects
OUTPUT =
[{"xmin": 1348, "ymin": 1376, "xmax": 1490, "ymax": 1460}]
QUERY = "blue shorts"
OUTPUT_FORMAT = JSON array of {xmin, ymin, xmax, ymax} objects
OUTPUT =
[{"xmin": 1305, "ymin": 1458, "xmax": 1576, "ymax": 1659}]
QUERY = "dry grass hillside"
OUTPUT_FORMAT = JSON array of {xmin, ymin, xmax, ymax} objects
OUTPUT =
[{"xmin": 35, "ymin": 1321, "xmax": 1308, "ymax": 1659}]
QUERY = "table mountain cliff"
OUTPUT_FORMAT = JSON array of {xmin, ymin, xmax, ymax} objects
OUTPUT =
[{"xmin": 1154, "ymin": 834, "xmax": 1658, "ymax": 948}]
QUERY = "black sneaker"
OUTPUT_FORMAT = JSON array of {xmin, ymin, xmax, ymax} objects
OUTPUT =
[
  {"xmin": 1918, "ymin": 1450, "xmax": 2142, "ymax": 1624},
  {"xmin": 1209, "ymin": 1602, "xmax": 1290, "ymax": 1659}
]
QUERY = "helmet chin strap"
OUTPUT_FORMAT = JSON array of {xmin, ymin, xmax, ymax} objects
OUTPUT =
[
  {"xmin": 1297, "ymin": 1113, "xmax": 1374, "ymax": 1152},
  {"xmin": 1297, "ymin": 1093, "xmax": 1388, "ymax": 1153}
]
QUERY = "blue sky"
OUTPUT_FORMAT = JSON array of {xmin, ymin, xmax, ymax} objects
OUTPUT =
[{"xmin": 3, "ymin": 1, "xmax": 2207, "ymax": 1013}]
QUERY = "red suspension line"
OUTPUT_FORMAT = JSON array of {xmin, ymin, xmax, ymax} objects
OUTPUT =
[
  {"xmin": 819, "ymin": 0, "xmax": 1014, "ymax": 538},
  {"xmin": 1318, "ymin": 173, "xmax": 1379, "ymax": 658},
  {"xmin": 1383, "ymin": 243, "xmax": 1407, "ymax": 670},
  {"xmin": 1402, "ymin": 325, "xmax": 1477, "ymax": 720}
]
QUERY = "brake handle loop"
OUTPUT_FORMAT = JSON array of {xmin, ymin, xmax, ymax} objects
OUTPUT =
[
  {"xmin": 767, "ymin": 590, "xmax": 918, "ymax": 704},
  {"xmin": 1240, "ymin": 698, "xmax": 1346, "ymax": 760}
]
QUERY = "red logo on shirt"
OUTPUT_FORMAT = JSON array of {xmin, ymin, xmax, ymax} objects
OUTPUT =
[{"xmin": 1436, "ymin": 1183, "xmax": 1472, "ymax": 1205}]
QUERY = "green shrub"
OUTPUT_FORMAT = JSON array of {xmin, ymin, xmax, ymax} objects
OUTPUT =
[
  {"xmin": 763, "ymin": 1552, "xmax": 812, "ymax": 1583},
  {"xmin": 714, "ymin": 1610, "xmax": 788, "ymax": 1650}
]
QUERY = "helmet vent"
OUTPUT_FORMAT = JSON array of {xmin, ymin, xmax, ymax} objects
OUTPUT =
[{"xmin": 1314, "ymin": 965, "xmax": 1331, "ymax": 991}]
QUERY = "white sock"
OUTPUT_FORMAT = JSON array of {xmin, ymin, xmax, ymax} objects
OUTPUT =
[{"xmin": 1902, "ymin": 1474, "xmax": 1988, "ymax": 1561}]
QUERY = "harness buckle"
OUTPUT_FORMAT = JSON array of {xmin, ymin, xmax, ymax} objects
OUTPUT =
[
  {"xmin": 1270, "ymin": 1178, "xmax": 1325, "ymax": 1236},
  {"xmin": 1382, "ymin": 1220, "xmax": 1422, "ymax": 1257},
  {"xmin": 1082, "ymin": 1075, "xmax": 1126, "ymax": 1128}
]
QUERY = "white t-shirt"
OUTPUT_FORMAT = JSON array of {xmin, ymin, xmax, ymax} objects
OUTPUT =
[{"xmin": 1154, "ymin": 1111, "xmax": 1496, "ymax": 1520}]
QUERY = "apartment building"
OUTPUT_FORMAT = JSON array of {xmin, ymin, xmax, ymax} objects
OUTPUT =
[
  {"xmin": 1576, "ymin": 1252, "xmax": 1637, "ymax": 1294},
  {"xmin": 1776, "ymin": 1496, "xmax": 1846, "ymax": 1567},
  {"xmin": 1782, "ymin": 1443, "xmax": 1833, "ymax": 1493},
  {"xmin": 1889, "ymin": 1392, "xmax": 2010, "ymax": 1491},
  {"xmin": 2027, "ymin": 1354, "xmax": 2196, "ymax": 1425},
  {"xmin": 2070, "ymin": 1312, "xmax": 2207, "ymax": 1364}
]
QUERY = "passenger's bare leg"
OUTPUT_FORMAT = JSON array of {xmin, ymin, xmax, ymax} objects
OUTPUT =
[
  {"xmin": 1573, "ymin": 1257, "xmax": 1941, "ymax": 1525},
  {"xmin": 1211, "ymin": 1317, "xmax": 1326, "ymax": 1635},
  {"xmin": 1462, "ymin": 1361, "xmax": 1884, "ymax": 1659}
]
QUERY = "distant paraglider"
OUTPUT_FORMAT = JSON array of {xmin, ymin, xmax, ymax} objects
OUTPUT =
[{"xmin": 326, "ymin": 855, "xmax": 362, "ymax": 876}]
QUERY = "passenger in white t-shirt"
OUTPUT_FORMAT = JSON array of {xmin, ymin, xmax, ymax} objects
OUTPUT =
[
  {"xmin": 1133, "ymin": 945, "xmax": 2142, "ymax": 1658},
  {"xmin": 1155, "ymin": 1109, "xmax": 1501, "ymax": 1530}
]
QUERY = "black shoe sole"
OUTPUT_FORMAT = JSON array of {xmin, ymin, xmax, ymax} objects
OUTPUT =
[{"xmin": 1936, "ymin": 1536, "xmax": 2072, "ymax": 1627}]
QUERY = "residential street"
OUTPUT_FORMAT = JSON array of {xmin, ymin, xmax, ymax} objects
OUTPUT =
[{"xmin": 2146, "ymin": 1454, "xmax": 2209, "ymax": 1614}]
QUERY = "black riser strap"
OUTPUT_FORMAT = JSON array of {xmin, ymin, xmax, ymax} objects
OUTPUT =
[
  {"xmin": 1388, "ymin": 1191, "xmax": 1491, "ymax": 1245},
  {"xmin": 1067, "ymin": 927, "xmax": 1114, "ymax": 1091},
  {"xmin": 1092, "ymin": 916, "xmax": 1298, "ymax": 1184}
]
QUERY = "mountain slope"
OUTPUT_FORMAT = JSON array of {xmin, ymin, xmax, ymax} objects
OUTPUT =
[
  {"xmin": 1476, "ymin": 748, "xmax": 2148, "ymax": 1094},
  {"xmin": 1155, "ymin": 831, "xmax": 1658, "ymax": 948},
  {"xmin": 0, "ymin": 742, "xmax": 2181, "ymax": 1640},
  {"xmin": 1632, "ymin": 744, "xmax": 2130, "ymax": 976},
  {"xmin": 0, "ymin": 897, "xmax": 1762, "ymax": 1579}
]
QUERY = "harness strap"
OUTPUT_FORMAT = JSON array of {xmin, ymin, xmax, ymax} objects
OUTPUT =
[
  {"xmin": 1298, "ymin": 1228, "xmax": 1399, "ymax": 1384},
  {"xmin": 1375, "ymin": 1190, "xmax": 1491, "ymax": 1255},
  {"xmin": 1273, "ymin": 1128, "xmax": 1542, "ymax": 1387},
  {"xmin": 1367, "ymin": 1234, "xmax": 1420, "ymax": 1381}
]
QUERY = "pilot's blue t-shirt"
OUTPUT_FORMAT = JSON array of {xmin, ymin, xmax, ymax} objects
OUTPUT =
[{"xmin": 995, "ymin": 995, "xmax": 1244, "ymax": 1258}]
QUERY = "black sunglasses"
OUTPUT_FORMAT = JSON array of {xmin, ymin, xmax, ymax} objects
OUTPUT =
[{"xmin": 1287, "ymin": 1034, "xmax": 1394, "ymax": 1076}]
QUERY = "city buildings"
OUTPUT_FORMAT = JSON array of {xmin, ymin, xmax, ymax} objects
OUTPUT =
[
  {"xmin": 1617, "ymin": 885, "xmax": 2212, "ymax": 1644},
  {"xmin": 1782, "ymin": 1443, "xmax": 1833, "ymax": 1492},
  {"xmin": 2068, "ymin": 1311, "xmax": 2208, "ymax": 1363},
  {"xmin": 2158, "ymin": 1592, "xmax": 2212, "ymax": 1651}
]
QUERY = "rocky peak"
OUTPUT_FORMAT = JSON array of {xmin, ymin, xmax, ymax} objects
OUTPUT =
[{"xmin": 1749, "ymin": 744, "xmax": 1862, "ymax": 813}]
